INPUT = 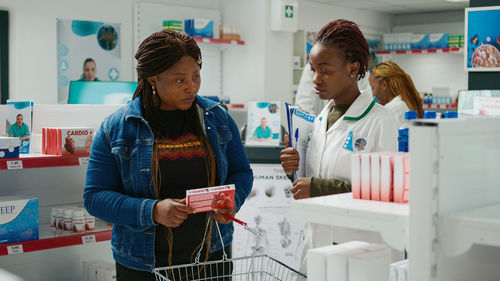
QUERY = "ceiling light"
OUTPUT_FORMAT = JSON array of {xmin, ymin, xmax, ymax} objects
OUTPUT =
[{"xmin": 444, "ymin": 0, "xmax": 469, "ymax": 3}]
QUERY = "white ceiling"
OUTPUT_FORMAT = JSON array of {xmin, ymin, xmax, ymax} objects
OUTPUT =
[{"xmin": 306, "ymin": 0, "xmax": 469, "ymax": 14}]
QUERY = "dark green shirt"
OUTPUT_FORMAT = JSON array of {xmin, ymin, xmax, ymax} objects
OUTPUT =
[{"xmin": 310, "ymin": 104, "xmax": 351, "ymax": 197}]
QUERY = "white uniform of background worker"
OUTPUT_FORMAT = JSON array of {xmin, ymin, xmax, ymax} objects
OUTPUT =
[{"xmin": 280, "ymin": 19, "xmax": 401, "ymax": 273}]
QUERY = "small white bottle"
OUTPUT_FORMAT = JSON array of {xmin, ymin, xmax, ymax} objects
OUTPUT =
[
  {"xmin": 72, "ymin": 210, "xmax": 86, "ymax": 233},
  {"xmin": 84, "ymin": 209, "xmax": 96, "ymax": 231},
  {"xmin": 63, "ymin": 209, "xmax": 73, "ymax": 231},
  {"xmin": 50, "ymin": 208, "xmax": 58, "ymax": 228},
  {"xmin": 57, "ymin": 208, "xmax": 65, "ymax": 230}
]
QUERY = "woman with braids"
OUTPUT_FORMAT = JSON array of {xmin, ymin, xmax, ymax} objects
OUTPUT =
[
  {"xmin": 280, "ymin": 20, "xmax": 401, "ymax": 270},
  {"xmin": 84, "ymin": 30, "xmax": 253, "ymax": 280},
  {"xmin": 369, "ymin": 61, "xmax": 424, "ymax": 124}
]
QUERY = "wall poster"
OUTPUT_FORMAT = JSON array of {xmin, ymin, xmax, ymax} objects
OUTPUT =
[{"xmin": 57, "ymin": 19, "xmax": 121, "ymax": 103}]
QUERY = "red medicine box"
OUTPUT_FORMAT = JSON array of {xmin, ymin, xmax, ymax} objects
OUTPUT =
[{"xmin": 186, "ymin": 184, "xmax": 235, "ymax": 213}]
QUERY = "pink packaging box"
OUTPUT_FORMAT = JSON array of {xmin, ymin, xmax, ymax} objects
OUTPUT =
[
  {"xmin": 393, "ymin": 154, "xmax": 410, "ymax": 203},
  {"xmin": 370, "ymin": 154, "xmax": 381, "ymax": 201},
  {"xmin": 351, "ymin": 154, "xmax": 361, "ymax": 199},
  {"xmin": 360, "ymin": 154, "xmax": 371, "ymax": 200},
  {"xmin": 186, "ymin": 184, "xmax": 235, "ymax": 213}
]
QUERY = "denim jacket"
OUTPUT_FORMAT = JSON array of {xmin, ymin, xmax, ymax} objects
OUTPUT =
[{"xmin": 84, "ymin": 95, "xmax": 253, "ymax": 271}]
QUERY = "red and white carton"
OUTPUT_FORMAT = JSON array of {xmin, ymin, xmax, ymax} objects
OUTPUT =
[
  {"xmin": 186, "ymin": 184, "xmax": 235, "ymax": 213},
  {"xmin": 60, "ymin": 128, "xmax": 94, "ymax": 156}
]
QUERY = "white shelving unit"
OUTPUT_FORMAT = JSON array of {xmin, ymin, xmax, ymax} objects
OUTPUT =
[
  {"xmin": 0, "ymin": 104, "xmax": 120, "ymax": 281},
  {"xmin": 410, "ymin": 117, "xmax": 500, "ymax": 281},
  {"xmin": 291, "ymin": 30, "xmax": 315, "ymax": 100},
  {"xmin": 290, "ymin": 193, "xmax": 408, "ymax": 250},
  {"xmin": 133, "ymin": 3, "xmax": 244, "ymax": 97},
  {"xmin": 375, "ymin": 46, "xmax": 467, "ymax": 101},
  {"xmin": 290, "ymin": 116, "xmax": 500, "ymax": 281}
]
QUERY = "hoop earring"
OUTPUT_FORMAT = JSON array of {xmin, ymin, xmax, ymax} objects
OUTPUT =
[{"xmin": 152, "ymin": 85, "xmax": 156, "ymax": 96}]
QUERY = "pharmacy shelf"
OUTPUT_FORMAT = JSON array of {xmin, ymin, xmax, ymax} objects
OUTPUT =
[
  {"xmin": 0, "ymin": 153, "xmax": 89, "ymax": 170},
  {"xmin": 289, "ymin": 192, "xmax": 409, "ymax": 250},
  {"xmin": 192, "ymin": 36, "xmax": 245, "ymax": 45},
  {"xmin": 423, "ymin": 103, "xmax": 457, "ymax": 109},
  {"xmin": 440, "ymin": 203, "xmax": 500, "ymax": 256},
  {"xmin": 375, "ymin": 47, "xmax": 463, "ymax": 56},
  {"xmin": 0, "ymin": 221, "xmax": 112, "ymax": 256}
]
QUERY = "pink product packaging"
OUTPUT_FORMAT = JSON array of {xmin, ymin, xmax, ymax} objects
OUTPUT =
[
  {"xmin": 360, "ymin": 154, "xmax": 371, "ymax": 200},
  {"xmin": 393, "ymin": 154, "xmax": 410, "ymax": 203},
  {"xmin": 380, "ymin": 154, "xmax": 394, "ymax": 202},
  {"xmin": 351, "ymin": 154, "xmax": 361, "ymax": 199},
  {"xmin": 186, "ymin": 184, "xmax": 235, "ymax": 213},
  {"xmin": 370, "ymin": 154, "xmax": 381, "ymax": 201}
]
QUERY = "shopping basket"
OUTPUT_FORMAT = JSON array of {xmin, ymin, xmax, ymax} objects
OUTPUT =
[{"xmin": 153, "ymin": 217, "xmax": 306, "ymax": 281}]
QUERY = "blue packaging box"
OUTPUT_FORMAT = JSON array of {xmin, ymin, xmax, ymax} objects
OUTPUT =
[
  {"xmin": 429, "ymin": 33, "xmax": 449, "ymax": 49},
  {"xmin": 0, "ymin": 197, "xmax": 39, "ymax": 244},
  {"xmin": 0, "ymin": 137, "xmax": 20, "ymax": 159},
  {"xmin": 411, "ymin": 34, "xmax": 430, "ymax": 50},
  {"xmin": 184, "ymin": 19, "xmax": 214, "ymax": 38}
]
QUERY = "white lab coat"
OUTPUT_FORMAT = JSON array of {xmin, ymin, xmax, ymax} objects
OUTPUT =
[
  {"xmin": 300, "ymin": 90, "xmax": 401, "ymax": 273},
  {"xmin": 385, "ymin": 95, "xmax": 410, "ymax": 125},
  {"xmin": 295, "ymin": 64, "xmax": 372, "ymax": 115},
  {"xmin": 306, "ymin": 90, "xmax": 399, "ymax": 180}
]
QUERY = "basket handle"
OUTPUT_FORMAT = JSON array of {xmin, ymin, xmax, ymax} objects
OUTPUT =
[{"xmin": 194, "ymin": 214, "xmax": 227, "ymax": 264}]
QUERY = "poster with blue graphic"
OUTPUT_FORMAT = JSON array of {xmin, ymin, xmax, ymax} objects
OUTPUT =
[
  {"xmin": 57, "ymin": 19, "xmax": 121, "ymax": 103},
  {"xmin": 465, "ymin": 6, "xmax": 500, "ymax": 71},
  {"xmin": 246, "ymin": 101, "xmax": 281, "ymax": 146}
]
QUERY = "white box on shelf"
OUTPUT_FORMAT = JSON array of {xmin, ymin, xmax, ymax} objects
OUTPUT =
[
  {"xmin": 307, "ymin": 240, "xmax": 368, "ymax": 281},
  {"xmin": 347, "ymin": 244, "xmax": 391, "ymax": 281}
]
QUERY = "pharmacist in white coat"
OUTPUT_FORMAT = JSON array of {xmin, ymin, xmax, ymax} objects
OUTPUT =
[
  {"xmin": 369, "ymin": 61, "xmax": 424, "ymax": 124},
  {"xmin": 280, "ymin": 20, "xmax": 401, "ymax": 272}
]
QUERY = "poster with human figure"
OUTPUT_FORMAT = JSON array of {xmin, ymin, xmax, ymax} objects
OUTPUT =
[
  {"xmin": 232, "ymin": 164, "xmax": 305, "ymax": 271},
  {"xmin": 246, "ymin": 102, "xmax": 280, "ymax": 146},
  {"xmin": 57, "ymin": 19, "xmax": 121, "ymax": 103},
  {"xmin": 5, "ymin": 100, "xmax": 33, "ymax": 154}
]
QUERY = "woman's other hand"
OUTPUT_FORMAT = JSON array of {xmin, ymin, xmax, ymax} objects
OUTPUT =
[
  {"xmin": 291, "ymin": 177, "xmax": 312, "ymax": 199},
  {"xmin": 153, "ymin": 198, "xmax": 193, "ymax": 228},
  {"xmin": 280, "ymin": 134, "xmax": 299, "ymax": 176},
  {"xmin": 213, "ymin": 204, "xmax": 236, "ymax": 224}
]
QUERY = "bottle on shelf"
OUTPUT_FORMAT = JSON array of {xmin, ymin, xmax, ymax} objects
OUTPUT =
[
  {"xmin": 50, "ymin": 208, "xmax": 58, "ymax": 228},
  {"xmin": 423, "ymin": 111, "xmax": 437, "ymax": 119},
  {"xmin": 398, "ymin": 111, "xmax": 417, "ymax": 152},
  {"xmin": 63, "ymin": 209, "xmax": 74, "ymax": 231},
  {"xmin": 84, "ymin": 209, "xmax": 96, "ymax": 231},
  {"xmin": 72, "ymin": 210, "xmax": 86, "ymax": 233}
]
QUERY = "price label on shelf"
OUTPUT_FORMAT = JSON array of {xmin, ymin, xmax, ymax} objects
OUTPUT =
[
  {"xmin": 81, "ymin": 234, "xmax": 96, "ymax": 244},
  {"xmin": 7, "ymin": 244, "xmax": 24, "ymax": 255},
  {"xmin": 79, "ymin": 157, "xmax": 89, "ymax": 166},
  {"xmin": 6, "ymin": 160, "xmax": 23, "ymax": 170}
]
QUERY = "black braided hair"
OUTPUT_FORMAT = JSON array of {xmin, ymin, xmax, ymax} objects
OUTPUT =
[
  {"xmin": 316, "ymin": 19, "xmax": 369, "ymax": 80},
  {"xmin": 133, "ymin": 29, "xmax": 202, "ymax": 138}
]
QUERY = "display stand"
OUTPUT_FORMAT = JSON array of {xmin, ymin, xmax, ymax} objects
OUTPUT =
[
  {"xmin": 289, "ymin": 116, "xmax": 500, "ymax": 281},
  {"xmin": 0, "ymin": 104, "xmax": 121, "ymax": 280}
]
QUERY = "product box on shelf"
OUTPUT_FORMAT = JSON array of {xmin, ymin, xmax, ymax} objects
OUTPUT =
[
  {"xmin": 162, "ymin": 20, "xmax": 183, "ymax": 31},
  {"xmin": 0, "ymin": 137, "xmax": 20, "ymax": 159},
  {"xmin": 429, "ymin": 33, "xmax": 449, "ymax": 49},
  {"xmin": 5, "ymin": 100, "xmax": 33, "ymax": 154},
  {"xmin": 0, "ymin": 196, "xmax": 39, "ymax": 244},
  {"xmin": 186, "ymin": 184, "xmax": 235, "ymax": 213},
  {"xmin": 184, "ymin": 19, "xmax": 214, "ymax": 38},
  {"xmin": 42, "ymin": 127, "xmax": 94, "ymax": 156},
  {"xmin": 410, "ymin": 34, "xmax": 430, "ymax": 50}
]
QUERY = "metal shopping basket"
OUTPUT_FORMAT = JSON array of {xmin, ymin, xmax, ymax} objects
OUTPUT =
[{"xmin": 153, "ymin": 217, "xmax": 306, "ymax": 281}]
